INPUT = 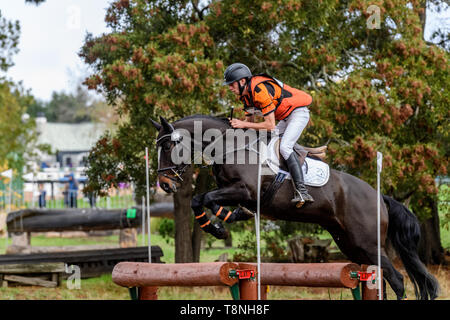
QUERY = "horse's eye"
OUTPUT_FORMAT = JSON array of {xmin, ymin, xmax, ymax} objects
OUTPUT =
[{"xmin": 162, "ymin": 141, "xmax": 172, "ymax": 151}]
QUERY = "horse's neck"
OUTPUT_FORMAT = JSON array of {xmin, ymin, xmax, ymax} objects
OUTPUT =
[{"xmin": 177, "ymin": 117, "xmax": 230, "ymax": 145}]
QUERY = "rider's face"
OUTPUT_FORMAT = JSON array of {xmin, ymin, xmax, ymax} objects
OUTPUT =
[
  {"xmin": 228, "ymin": 81, "xmax": 240, "ymax": 96},
  {"xmin": 228, "ymin": 79, "xmax": 247, "ymax": 96}
]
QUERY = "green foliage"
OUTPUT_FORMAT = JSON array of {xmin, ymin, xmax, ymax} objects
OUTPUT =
[
  {"xmin": 233, "ymin": 220, "xmax": 322, "ymax": 262},
  {"xmin": 0, "ymin": 11, "xmax": 20, "ymax": 72},
  {"xmin": 25, "ymin": 85, "xmax": 109, "ymax": 124},
  {"xmin": 0, "ymin": 81, "xmax": 39, "ymax": 172},
  {"xmin": 439, "ymin": 184, "xmax": 449, "ymax": 230},
  {"xmin": 43, "ymin": 86, "xmax": 94, "ymax": 123},
  {"xmin": 157, "ymin": 218, "xmax": 175, "ymax": 244}
]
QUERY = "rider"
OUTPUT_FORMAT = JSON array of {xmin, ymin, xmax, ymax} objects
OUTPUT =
[{"xmin": 223, "ymin": 62, "xmax": 314, "ymax": 205}]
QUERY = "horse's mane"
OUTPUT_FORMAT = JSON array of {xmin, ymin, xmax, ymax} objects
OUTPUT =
[{"xmin": 174, "ymin": 114, "xmax": 231, "ymax": 128}]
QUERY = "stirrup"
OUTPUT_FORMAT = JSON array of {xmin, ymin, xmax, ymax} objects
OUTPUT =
[
  {"xmin": 292, "ymin": 190, "xmax": 306, "ymax": 208},
  {"xmin": 292, "ymin": 189, "xmax": 314, "ymax": 208}
]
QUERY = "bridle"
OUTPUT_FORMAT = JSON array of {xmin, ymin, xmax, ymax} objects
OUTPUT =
[{"xmin": 156, "ymin": 131, "xmax": 190, "ymax": 182}]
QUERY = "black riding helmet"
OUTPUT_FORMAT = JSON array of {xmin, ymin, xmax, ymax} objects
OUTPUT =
[{"xmin": 223, "ymin": 63, "xmax": 252, "ymax": 95}]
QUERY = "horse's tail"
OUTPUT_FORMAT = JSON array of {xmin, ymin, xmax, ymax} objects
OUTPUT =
[{"xmin": 382, "ymin": 194, "xmax": 440, "ymax": 300}]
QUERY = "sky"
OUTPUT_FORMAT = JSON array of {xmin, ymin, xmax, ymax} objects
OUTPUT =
[
  {"xmin": 2, "ymin": 0, "xmax": 111, "ymax": 102},
  {"xmin": 1, "ymin": 1, "xmax": 449, "ymax": 102}
]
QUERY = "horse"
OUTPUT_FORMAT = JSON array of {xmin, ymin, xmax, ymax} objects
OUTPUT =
[{"xmin": 151, "ymin": 114, "xmax": 439, "ymax": 300}]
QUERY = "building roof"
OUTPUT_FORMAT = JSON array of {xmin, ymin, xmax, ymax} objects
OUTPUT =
[{"xmin": 37, "ymin": 121, "xmax": 107, "ymax": 152}]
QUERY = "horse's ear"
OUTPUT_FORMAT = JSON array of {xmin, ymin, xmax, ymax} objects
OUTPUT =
[
  {"xmin": 159, "ymin": 116, "xmax": 174, "ymax": 133},
  {"xmin": 150, "ymin": 118, "xmax": 162, "ymax": 131}
]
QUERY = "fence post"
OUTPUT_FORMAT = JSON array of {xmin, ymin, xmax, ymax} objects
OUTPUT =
[{"xmin": 361, "ymin": 264, "xmax": 383, "ymax": 300}]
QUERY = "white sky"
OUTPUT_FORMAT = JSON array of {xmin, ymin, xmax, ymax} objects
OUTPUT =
[
  {"xmin": 1, "ymin": 1, "xmax": 448, "ymax": 102},
  {"xmin": 2, "ymin": 0, "xmax": 111, "ymax": 101}
]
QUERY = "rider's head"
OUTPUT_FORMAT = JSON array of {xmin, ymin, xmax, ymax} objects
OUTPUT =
[{"xmin": 223, "ymin": 63, "xmax": 252, "ymax": 96}]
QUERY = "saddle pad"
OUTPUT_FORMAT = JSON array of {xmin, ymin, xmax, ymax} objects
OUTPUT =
[{"xmin": 260, "ymin": 137, "xmax": 330, "ymax": 187}]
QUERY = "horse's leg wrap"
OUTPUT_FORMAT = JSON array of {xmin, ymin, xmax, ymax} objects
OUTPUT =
[
  {"xmin": 203, "ymin": 190, "xmax": 253, "ymax": 224},
  {"xmin": 192, "ymin": 183, "xmax": 252, "ymax": 238},
  {"xmin": 192, "ymin": 194, "xmax": 229, "ymax": 239},
  {"xmin": 211, "ymin": 205, "xmax": 233, "ymax": 222}
]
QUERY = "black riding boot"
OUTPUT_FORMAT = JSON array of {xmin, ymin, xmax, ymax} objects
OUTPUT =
[{"xmin": 286, "ymin": 153, "xmax": 314, "ymax": 207}]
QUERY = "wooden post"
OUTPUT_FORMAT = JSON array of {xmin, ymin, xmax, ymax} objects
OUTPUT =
[
  {"xmin": 119, "ymin": 228, "xmax": 137, "ymax": 248},
  {"xmin": 361, "ymin": 264, "xmax": 383, "ymax": 300},
  {"xmin": 237, "ymin": 263, "xmax": 262, "ymax": 300},
  {"xmin": 139, "ymin": 286, "xmax": 158, "ymax": 300},
  {"xmin": 11, "ymin": 232, "xmax": 30, "ymax": 247}
]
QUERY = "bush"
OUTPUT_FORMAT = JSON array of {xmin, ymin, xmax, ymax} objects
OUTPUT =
[{"xmin": 232, "ymin": 220, "xmax": 322, "ymax": 262}]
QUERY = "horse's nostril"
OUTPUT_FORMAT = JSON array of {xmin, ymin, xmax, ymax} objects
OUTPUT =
[{"xmin": 161, "ymin": 183, "xmax": 170, "ymax": 192}]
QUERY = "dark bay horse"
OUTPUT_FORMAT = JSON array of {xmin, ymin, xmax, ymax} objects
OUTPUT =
[{"xmin": 151, "ymin": 114, "xmax": 439, "ymax": 300}]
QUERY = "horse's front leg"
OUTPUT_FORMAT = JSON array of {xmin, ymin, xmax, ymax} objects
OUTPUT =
[
  {"xmin": 191, "ymin": 183, "xmax": 254, "ymax": 239},
  {"xmin": 191, "ymin": 192, "xmax": 228, "ymax": 239}
]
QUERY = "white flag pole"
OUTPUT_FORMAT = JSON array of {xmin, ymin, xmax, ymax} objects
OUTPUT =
[
  {"xmin": 376, "ymin": 151, "xmax": 383, "ymax": 300},
  {"xmin": 141, "ymin": 196, "xmax": 146, "ymax": 246},
  {"xmin": 145, "ymin": 147, "xmax": 152, "ymax": 263},
  {"xmin": 255, "ymin": 144, "xmax": 262, "ymax": 300},
  {"xmin": 8, "ymin": 176, "xmax": 12, "ymax": 212}
]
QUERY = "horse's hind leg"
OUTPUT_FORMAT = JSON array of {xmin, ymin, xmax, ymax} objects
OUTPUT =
[
  {"xmin": 369, "ymin": 253, "xmax": 406, "ymax": 300},
  {"xmin": 329, "ymin": 228, "xmax": 406, "ymax": 299}
]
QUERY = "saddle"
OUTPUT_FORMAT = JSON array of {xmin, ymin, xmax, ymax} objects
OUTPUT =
[
  {"xmin": 274, "ymin": 139, "xmax": 327, "ymax": 167},
  {"xmin": 260, "ymin": 138, "xmax": 330, "ymax": 206}
]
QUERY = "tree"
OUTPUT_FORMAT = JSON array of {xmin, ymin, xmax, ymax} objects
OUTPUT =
[
  {"xmin": 0, "ymin": 81, "xmax": 38, "ymax": 173},
  {"xmin": 43, "ymin": 85, "xmax": 95, "ymax": 123},
  {"xmin": 205, "ymin": 0, "xmax": 448, "ymax": 264},
  {"xmin": 0, "ymin": 3, "xmax": 45, "ymax": 174},
  {"xmin": 0, "ymin": 10, "xmax": 20, "ymax": 72},
  {"xmin": 81, "ymin": 0, "xmax": 448, "ymax": 264},
  {"xmin": 80, "ymin": 0, "xmax": 225, "ymax": 262}
]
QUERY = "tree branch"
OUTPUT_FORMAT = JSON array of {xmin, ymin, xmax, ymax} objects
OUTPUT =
[{"xmin": 191, "ymin": 0, "xmax": 209, "ymax": 20}]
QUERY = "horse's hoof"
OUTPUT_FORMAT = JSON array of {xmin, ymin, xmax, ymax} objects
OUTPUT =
[
  {"xmin": 237, "ymin": 206, "xmax": 255, "ymax": 220},
  {"xmin": 213, "ymin": 222, "xmax": 229, "ymax": 239}
]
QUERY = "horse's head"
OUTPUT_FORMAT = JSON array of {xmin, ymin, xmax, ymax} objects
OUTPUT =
[{"xmin": 151, "ymin": 116, "xmax": 190, "ymax": 193}]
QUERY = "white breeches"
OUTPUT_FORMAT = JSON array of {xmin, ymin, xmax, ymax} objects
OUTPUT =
[{"xmin": 275, "ymin": 107, "xmax": 310, "ymax": 160}]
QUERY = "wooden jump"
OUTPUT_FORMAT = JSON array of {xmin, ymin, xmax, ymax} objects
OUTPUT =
[
  {"xmin": 112, "ymin": 262, "xmax": 238, "ymax": 287},
  {"xmin": 112, "ymin": 261, "xmax": 382, "ymax": 300}
]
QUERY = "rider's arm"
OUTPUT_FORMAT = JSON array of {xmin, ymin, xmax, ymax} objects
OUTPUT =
[
  {"xmin": 231, "ymin": 84, "xmax": 276, "ymax": 130},
  {"xmin": 241, "ymin": 112, "xmax": 275, "ymax": 130},
  {"xmin": 244, "ymin": 109, "xmax": 255, "ymax": 123},
  {"xmin": 244, "ymin": 114, "xmax": 255, "ymax": 122},
  {"xmin": 245, "ymin": 83, "xmax": 276, "ymax": 130}
]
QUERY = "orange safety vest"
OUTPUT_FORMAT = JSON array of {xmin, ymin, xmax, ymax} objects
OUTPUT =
[{"xmin": 242, "ymin": 74, "xmax": 312, "ymax": 121}]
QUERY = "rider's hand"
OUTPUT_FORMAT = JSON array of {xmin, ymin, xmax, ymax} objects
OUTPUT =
[{"xmin": 230, "ymin": 118, "xmax": 246, "ymax": 129}]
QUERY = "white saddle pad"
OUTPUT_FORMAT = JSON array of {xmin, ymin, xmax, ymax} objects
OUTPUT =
[{"xmin": 260, "ymin": 137, "xmax": 330, "ymax": 187}]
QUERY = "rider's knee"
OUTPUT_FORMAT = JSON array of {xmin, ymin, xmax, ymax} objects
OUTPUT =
[{"xmin": 279, "ymin": 144, "xmax": 294, "ymax": 160}]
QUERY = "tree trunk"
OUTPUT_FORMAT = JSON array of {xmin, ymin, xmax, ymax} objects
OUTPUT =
[
  {"xmin": 191, "ymin": 218, "xmax": 202, "ymax": 262},
  {"xmin": 418, "ymin": 197, "xmax": 445, "ymax": 265},
  {"xmin": 191, "ymin": 167, "xmax": 209, "ymax": 262},
  {"xmin": 172, "ymin": 165, "xmax": 194, "ymax": 263}
]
